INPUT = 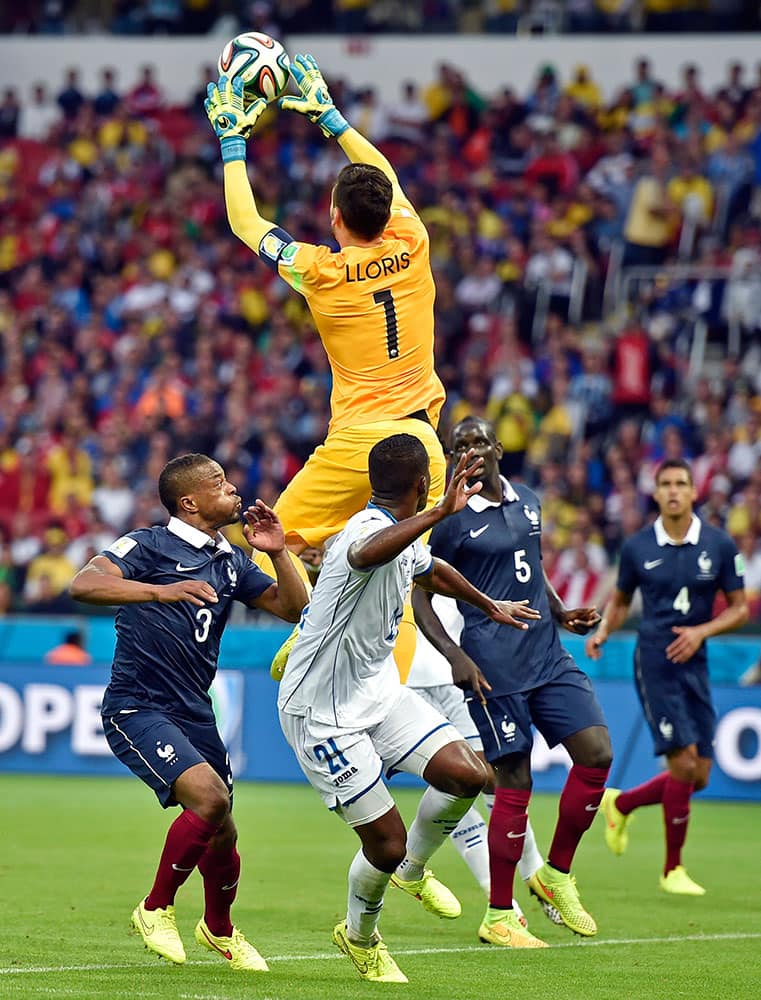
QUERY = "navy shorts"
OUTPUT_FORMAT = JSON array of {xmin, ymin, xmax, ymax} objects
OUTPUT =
[
  {"xmin": 634, "ymin": 645, "xmax": 716, "ymax": 758},
  {"xmin": 102, "ymin": 709, "xmax": 233, "ymax": 808},
  {"xmin": 467, "ymin": 664, "xmax": 607, "ymax": 763}
]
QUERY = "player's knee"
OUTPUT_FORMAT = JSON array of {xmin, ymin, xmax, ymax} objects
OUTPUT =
[
  {"xmin": 669, "ymin": 753, "xmax": 698, "ymax": 785},
  {"xmin": 570, "ymin": 727, "xmax": 613, "ymax": 770},
  {"xmin": 367, "ymin": 834, "xmax": 407, "ymax": 873},
  {"xmin": 426, "ymin": 743, "xmax": 487, "ymax": 800},
  {"xmin": 197, "ymin": 787, "xmax": 231, "ymax": 827}
]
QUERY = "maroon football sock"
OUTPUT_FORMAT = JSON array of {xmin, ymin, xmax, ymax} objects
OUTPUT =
[
  {"xmin": 145, "ymin": 809, "xmax": 220, "ymax": 910},
  {"xmin": 548, "ymin": 764, "xmax": 608, "ymax": 873},
  {"xmin": 616, "ymin": 772, "xmax": 669, "ymax": 815},
  {"xmin": 197, "ymin": 844, "xmax": 240, "ymax": 937},
  {"xmin": 662, "ymin": 775, "xmax": 693, "ymax": 875},
  {"xmin": 487, "ymin": 788, "xmax": 530, "ymax": 909}
]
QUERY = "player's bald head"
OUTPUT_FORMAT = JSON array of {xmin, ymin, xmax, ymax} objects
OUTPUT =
[
  {"xmin": 158, "ymin": 454, "xmax": 218, "ymax": 514},
  {"xmin": 332, "ymin": 163, "xmax": 392, "ymax": 241}
]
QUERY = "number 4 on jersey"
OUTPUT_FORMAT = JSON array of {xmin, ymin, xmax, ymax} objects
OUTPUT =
[{"xmin": 673, "ymin": 586, "xmax": 691, "ymax": 615}]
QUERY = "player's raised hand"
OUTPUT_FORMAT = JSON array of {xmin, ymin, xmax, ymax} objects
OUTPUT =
[
  {"xmin": 205, "ymin": 75, "xmax": 266, "ymax": 153},
  {"xmin": 448, "ymin": 647, "xmax": 493, "ymax": 707},
  {"xmin": 243, "ymin": 499, "xmax": 286, "ymax": 553},
  {"xmin": 278, "ymin": 53, "xmax": 349, "ymax": 138},
  {"xmin": 561, "ymin": 606, "xmax": 602, "ymax": 635},
  {"xmin": 488, "ymin": 599, "xmax": 541, "ymax": 630},
  {"xmin": 437, "ymin": 448, "xmax": 484, "ymax": 517},
  {"xmin": 158, "ymin": 581, "xmax": 218, "ymax": 607}
]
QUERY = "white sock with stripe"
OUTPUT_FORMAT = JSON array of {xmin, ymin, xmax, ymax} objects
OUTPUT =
[{"xmin": 346, "ymin": 849, "xmax": 391, "ymax": 946}]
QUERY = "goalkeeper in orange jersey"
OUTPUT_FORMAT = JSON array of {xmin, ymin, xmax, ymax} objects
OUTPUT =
[{"xmin": 205, "ymin": 56, "xmax": 447, "ymax": 677}]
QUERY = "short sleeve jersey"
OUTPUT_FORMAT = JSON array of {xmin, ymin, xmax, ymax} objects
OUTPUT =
[
  {"xmin": 100, "ymin": 518, "xmax": 274, "ymax": 722},
  {"xmin": 276, "ymin": 204, "xmax": 445, "ymax": 433},
  {"xmin": 278, "ymin": 505, "xmax": 433, "ymax": 730},
  {"xmin": 429, "ymin": 480, "xmax": 569, "ymax": 695},
  {"xmin": 617, "ymin": 515, "xmax": 744, "ymax": 666}
]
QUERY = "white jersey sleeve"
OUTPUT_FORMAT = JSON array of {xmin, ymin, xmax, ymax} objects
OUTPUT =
[
  {"xmin": 277, "ymin": 508, "xmax": 423, "ymax": 730},
  {"xmin": 407, "ymin": 595, "xmax": 464, "ymax": 688}
]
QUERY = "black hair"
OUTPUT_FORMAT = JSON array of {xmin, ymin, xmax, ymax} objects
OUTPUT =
[
  {"xmin": 158, "ymin": 453, "xmax": 215, "ymax": 515},
  {"xmin": 655, "ymin": 458, "xmax": 693, "ymax": 484},
  {"xmin": 368, "ymin": 434, "xmax": 429, "ymax": 496},
  {"xmin": 333, "ymin": 163, "xmax": 392, "ymax": 241}
]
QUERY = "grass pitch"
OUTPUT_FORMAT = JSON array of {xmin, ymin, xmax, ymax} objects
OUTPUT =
[{"xmin": 1, "ymin": 774, "xmax": 759, "ymax": 1000}]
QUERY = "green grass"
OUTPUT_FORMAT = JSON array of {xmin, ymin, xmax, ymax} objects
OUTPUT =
[{"xmin": 1, "ymin": 775, "xmax": 759, "ymax": 1000}]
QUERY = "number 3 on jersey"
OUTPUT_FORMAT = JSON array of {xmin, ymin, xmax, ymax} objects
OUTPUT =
[
  {"xmin": 194, "ymin": 607, "xmax": 212, "ymax": 642},
  {"xmin": 374, "ymin": 289, "xmax": 399, "ymax": 359},
  {"xmin": 673, "ymin": 586, "xmax": 691, "ymax": 616}
]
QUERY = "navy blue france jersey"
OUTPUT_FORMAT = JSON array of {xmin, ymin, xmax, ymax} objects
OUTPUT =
[
  {"xmin": 101, "ymin": 517, "xmax": 274, "ymax": 723},
  {"xmin": 429, "ymin": 480, "xmax": 569, "ymax": 695},
  {"xmin": 617, "ymin": 515, "xmax": 744, "ymax": 666}
]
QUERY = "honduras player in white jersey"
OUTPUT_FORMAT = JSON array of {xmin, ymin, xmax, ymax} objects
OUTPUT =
[{"xmin": 278, "ymin": 434, "xmax": 543, "ymax": 982}]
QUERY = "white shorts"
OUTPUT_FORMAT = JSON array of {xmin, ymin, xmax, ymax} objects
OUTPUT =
[
  {"xmin": 279, "ymin": 686, "xmax": 460, "ymax": 827},
  {"xmin": 411, "ymin": 684, "xmax": 483, "ymax": 752}
]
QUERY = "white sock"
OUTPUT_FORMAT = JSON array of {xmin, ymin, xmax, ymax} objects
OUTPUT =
[
  {"xmin": 517, "ymin": 817, "xmax": 543, "ymax": 881},
  {"xmin": 483, "ymin": 792, "xmax": 495, "ymax": 813},
  {"xmin": 397, "ymin": 787, "xmax": 476, "ymax": 882},
  {"xmin": 450, "ymin": 806, "xmax": 490, "ymax": 895},
  {"xmin": 346, "ymin": 849, "xmax": 390, "ymax": 946}
]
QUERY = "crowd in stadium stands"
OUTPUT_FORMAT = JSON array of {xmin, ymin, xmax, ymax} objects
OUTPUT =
[
  {"xmin": 1, "ymin": 1, "xmax": 760, "ymax": 37},
  {"xmin": 1, "ymin": 46, "xmax": 761, "ymax": 624}
]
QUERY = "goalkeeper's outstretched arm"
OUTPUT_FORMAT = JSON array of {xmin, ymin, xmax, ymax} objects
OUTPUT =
[
  {"xmin": 337, "ymin": 128, "xmax": 414, "ymax": 213},
  {"xmin": 206, "ymin": 75, "xmax": 294, "ymax": 263},
  {"xmin": 223, "ymin": 160, "xmax": 274, "ymax": 253},
  {"xmin": 280, "ymin": 53, "xmax": 415, "ymax": 213}
]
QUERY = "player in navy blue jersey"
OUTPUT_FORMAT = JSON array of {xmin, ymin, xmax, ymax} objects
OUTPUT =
[
  {"xmin": 414, "ymin": 416, "xmax": 611, "ymax": 944},
  {"xmin": 70, "ymin": 453, "xmax": 308, "ymax": 971},
  {"xmin": 586, "ymin": 458, "xmax": 747, "ymax": 896}
]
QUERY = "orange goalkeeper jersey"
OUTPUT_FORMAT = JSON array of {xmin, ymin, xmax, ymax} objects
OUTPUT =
[{"xmin": 276, "ymin": 206, "xmax": 445, "ymax": 434}]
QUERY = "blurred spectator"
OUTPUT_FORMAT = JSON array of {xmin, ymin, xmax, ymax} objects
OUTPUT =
[
  {"xmin": 0, "ymin": 87, "xmax": 20, "ymax": 140},
  {"xmin": 125, "ymin": 64, "xmax": 163, "ymax": 116},
  {"xmin": 44, "ymin": 629, "xmax": 93, "ymax": 665},
  {"xmin": 18, "ymin": 83, "xmax": 59, "ymax": 140},
  {"xmin": 56, "ymin": 68, "xmax": 86, "ymax": 121},
  {"xmin": 23, "ymin": 526, "xmax": 76, "ymax": 604},
  {"xmin": 93, "ymin": 67, "xmax": 121, "ymax": 117},
  {"xmin": 91, "ymin": 460, "xmax": 136, "ymax": 532},
  {"xmin": 386, "ymin": 81, "xmax": 428, "ymax": 144},
  {"xmin": 623, "ymin": 145, "xmax": 675, "ymax": 267}
]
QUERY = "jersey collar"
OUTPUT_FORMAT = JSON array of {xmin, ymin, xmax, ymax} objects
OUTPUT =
[
  {"xmin": 653, "ymin": 513, "xmax": 701, "ymax": 547},
  {"xmin": 467, "ymin": 476, "xmax": 519, "ymax": 512},
  {"xmin": 366, "ymin": 502, "xmax": 397, "ymax": 523},
  {"xmin": 167, "ymin": 516, "xmax": 233, "ymax": 553}
]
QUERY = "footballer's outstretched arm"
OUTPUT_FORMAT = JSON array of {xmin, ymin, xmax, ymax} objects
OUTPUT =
[
  {"xmin": 279, "ymin": 53, "xmax": 415, "ymax": 212},
  {"xmin": 223, "ymin": 160, "xmax": 282, "ymax": 253},
  {"xmin": 337, "ymin": 128, "xmax": 414, "ymax": 212},
  {"xmin": 206, "ymin": 75, "xmax": 294, "ymax": 263}
]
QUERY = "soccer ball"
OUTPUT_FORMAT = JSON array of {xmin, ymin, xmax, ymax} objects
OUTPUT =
[{"xmin": 218, "ymin": 32, "xmax": 290, "ymax": 104}]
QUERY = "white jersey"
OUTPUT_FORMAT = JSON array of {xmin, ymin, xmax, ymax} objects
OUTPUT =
[
  {"xmin": 406, "ymin": 595, "xmax": 464, "ymax": 688},
  {"xmin": 277, "ymin": 506, "xmax": 433, "ymax": 729}
]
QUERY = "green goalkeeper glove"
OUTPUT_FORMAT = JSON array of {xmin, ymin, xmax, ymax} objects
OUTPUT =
[
  {"xmin": 205, "ymin": 75, "xmax": 266, "ymax": 163},
  {"xmin": 279, "ymin": 53, "xmax": 349, "ymax": 139}
]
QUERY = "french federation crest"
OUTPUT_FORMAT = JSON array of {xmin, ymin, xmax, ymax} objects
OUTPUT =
[
  {"xmin": 523, "ymin": 505, "xmax": 539, "ymax": 526},
  {"xmin": 697, "ymin": 550, "xmax": 712, "ymax": 576},
  {"xmin": 226, "ymin": 564, "xmax": 238, "ymax": 587}
]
